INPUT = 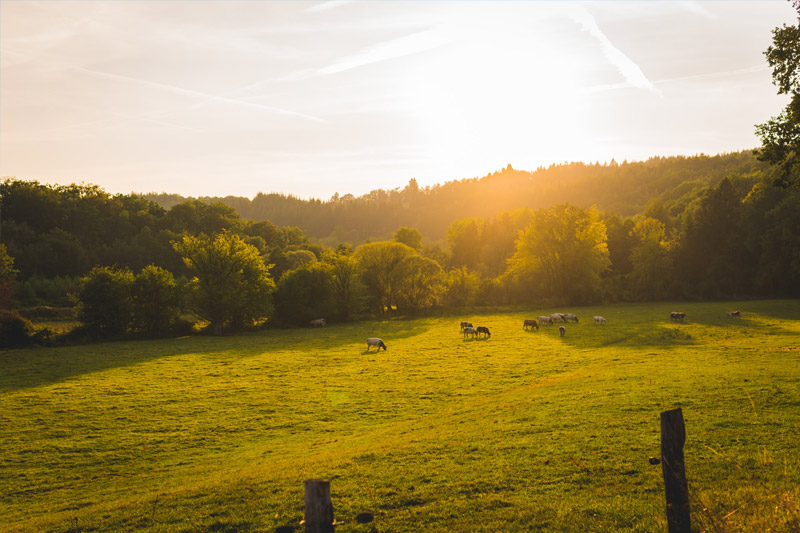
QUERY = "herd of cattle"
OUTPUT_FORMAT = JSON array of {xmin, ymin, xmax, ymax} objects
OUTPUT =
[{"xmin": 305, "ymin": 309, "xmax": 744, "ymax": 352}]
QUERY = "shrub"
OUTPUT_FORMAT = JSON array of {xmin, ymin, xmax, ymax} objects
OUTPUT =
[
  {"xmin": 74, "ymin": 266, "xmax": 134, "ymax": 335},
  {"xmin": 0, "ymin": 310, "xmax": 34, "ymax": 349}
]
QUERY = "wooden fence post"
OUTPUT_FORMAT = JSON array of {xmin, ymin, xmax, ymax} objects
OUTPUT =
[
  {"xmin": 661, "ymin": 408, "xmax": 691, "ymax": 533},
  {"xmin": 304, "ymin": 479, "xmax": 334, "ymax": 533}
]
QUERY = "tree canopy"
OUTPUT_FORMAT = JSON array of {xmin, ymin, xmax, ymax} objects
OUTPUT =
[{"xmin": 756, "ymin": 0, "xmax": 800, "ymax": 187}]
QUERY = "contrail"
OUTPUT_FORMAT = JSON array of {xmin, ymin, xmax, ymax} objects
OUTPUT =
[{"xmin": 568, "ymin": 6, "xmax": 661, "ymax": 96}]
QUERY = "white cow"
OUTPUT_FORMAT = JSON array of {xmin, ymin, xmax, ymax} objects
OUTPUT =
[{"xmin": 593, "ymin": 316, "xmax": 606, "ymax": 325}]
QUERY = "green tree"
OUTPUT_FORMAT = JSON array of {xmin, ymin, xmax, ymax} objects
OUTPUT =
[
  {"xmin": 174, "ymin": 232, "xmax": 275, "ymax": 334},
  {"xmin": 394, "ymin": 226, "xmax": 423, "ymax": 251},
  {"xmin": 756, "ymin": 0, "xmax": 800, "ymax": 187},
  {"xmin": 130, "ymin": 265, "xmax": 182, "ymax": 336},
  {"xmin": 628, "ymin": 218, "xmax": 674, "ymax": 300},
  {"xmin": 0, "ymin": 244, "xmax": 18, "ymax": 308},
  {"xmin": 75, "ymin": 266, "xmax": 134, "ymax": 335},
  {"xmin": 443, "ymin": 266, "xmax": 481, "ymax": 308},
  {"xmin": 273, "ymin": 262, "xmax": 336, "ymax": 326},
  {"xmin": 354, "ymin": 241, "xmax": 416, "ymax": 315},
  {"xmin": 323, "ymin": 250, "xmax": 362, "ymax": 321},
  {"xmin": 507, "ymin": 204, "xmax": 610, "ymax": 304},
  {"xmin": 446, "ymin": 218, "xmax": 483, "ymax": 270},
  {"xmin": 395, "ymin": 255, "xmax": 444, "ymax": 313},
  {"xmin": 676, "ymin": 178, "xmax": 744, "ymax": 298}
]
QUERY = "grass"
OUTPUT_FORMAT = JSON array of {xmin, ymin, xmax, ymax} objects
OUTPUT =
[{"xmin": 2, "ymin": 300, "xmax": 800, "ymax": 532}]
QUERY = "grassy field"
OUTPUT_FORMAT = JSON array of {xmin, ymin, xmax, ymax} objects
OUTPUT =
[{"xmin": 2, "ymin": 300, "xmax": 800, "ymax": 532}]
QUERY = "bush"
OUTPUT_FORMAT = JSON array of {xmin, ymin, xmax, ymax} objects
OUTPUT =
[
  {"xmin": 0, "ymin": 310, "xmax": 34, "ymax": 349},
  {"xmin": 74, "ymin": 267, "xmax": 134, "ymax": 335}
]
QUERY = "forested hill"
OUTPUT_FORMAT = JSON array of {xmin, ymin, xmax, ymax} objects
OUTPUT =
[{"xmin": 141, "ymin": 151, "xmax": 767, "ymax": 244}]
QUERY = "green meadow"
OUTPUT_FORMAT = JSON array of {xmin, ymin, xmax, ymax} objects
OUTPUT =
[{"xmin": 2, "ymin": 301, "xmax": 800, "ymax": 532}]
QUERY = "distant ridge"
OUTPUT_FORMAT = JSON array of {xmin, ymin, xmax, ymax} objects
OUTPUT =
[{"xmin": 140, "ymin": 151, "xmax": 767, "ymax": 244}]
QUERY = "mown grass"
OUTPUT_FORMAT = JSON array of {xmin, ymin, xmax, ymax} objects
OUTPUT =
[{"xmin": 2, "ymin": 300, "xmax": 800, "ymax": 532}]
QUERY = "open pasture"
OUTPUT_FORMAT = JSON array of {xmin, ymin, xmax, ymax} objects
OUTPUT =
[{"xmin": 2, "ymin": 300, "xmax": 800, "ymax": 532}]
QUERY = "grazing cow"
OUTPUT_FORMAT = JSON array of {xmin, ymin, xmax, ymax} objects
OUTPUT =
[
  {"xmin": 563, "ymin": 313, "xmax": 579, "ymax": 323},
  {"xmin": 728, "ymin": 310, "xmax": 741, "ymax": 317},
  {"xmin": 310, "ymin": 318, "xmax": 326, "ymax": 327},
  {"xmin": 523, "ymin": 319, "xmax": 539, "ymax": 330},
  {"xmin": 476, "ymin": 326, "xmax": 491, "ymax": 338},
  {"xmin": 670, "ymin": 312, "xmax": 686, "ymax": 322},
  {"xmin": 463, "ymin": 326, "xmax": 477, "ymax": 339},
  {"xmin": 550, "ymin": 313, "xmax": 566, "ymax": 323},
  {"xmin": 559, "ymin": 325, "xmax": 566, "ymax": 337},
  {"xmin": 366, "ymin": 338, "xmax": 387, "ymax": 351},
  {"xmin": 538, "ymin": 315, "xmax": 554, "ymax": 326},
  {"xmin": 460, "ymin": 321, "xmax": 473, "ymax": 331},
  {"xmin": 593, "ymin": 316, "xmax": 606, "ymax": 325}
]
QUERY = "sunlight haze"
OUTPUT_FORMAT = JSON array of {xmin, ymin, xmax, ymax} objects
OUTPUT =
[{"xmin": 1, "ymin": 1, "xmax": 796, "ymax": 199}]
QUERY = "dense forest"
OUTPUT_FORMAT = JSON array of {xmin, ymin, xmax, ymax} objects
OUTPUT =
[
  {"xmin": 2, "ymin": 146, "xmax": 800, "ymax": 349},
  {"xmin": 142, "ymin": 151, "xmax": 769, "ymax": 245}
]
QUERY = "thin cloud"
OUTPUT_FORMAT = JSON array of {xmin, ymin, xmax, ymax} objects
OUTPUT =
[
  {"xmin": 568, "ymin": 6, "xmax": 661, "ymax": 96},
  {"xmin": 69, "ymin": 65, "xmax": 326, "ymax": 124},
  {"xmin": 676, "ymin": 1, "xmax": 719, "ymax": 20},
  {"xmin": 282, "ymin": 28, "xmax": 450, "ymax": 81},
  {"xmin": 305, "ymin": 0, "xmax": 356, "ymax": 13}
]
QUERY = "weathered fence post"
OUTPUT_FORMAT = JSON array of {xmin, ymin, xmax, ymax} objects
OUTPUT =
[
  {"xmin": 304, "ymin": 479, "xmax": 334, "ymax": 533},
  {"xmin": 661, "ymin": 408, "xmax": 691, "ymax": 533}
]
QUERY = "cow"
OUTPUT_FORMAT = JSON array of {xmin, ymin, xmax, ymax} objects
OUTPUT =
[
  {"xmin": 563, "ymin": 313, "xmax": 579, "ymax": 323},
  {"xmin": 476, "ymin": 326, "xmax": 491, "ymax": 338},
  {"xmin": 463, "ymin": 326, "xmax": 477, "ymax": 339},
  {"xmin": 670, "ymin": 312, "xmax": 686, "ymax": 322},
  {"xmin": 559, "ymin": 325, "xmax": 566, "ymax": 337},
  {"xmin": 593, "ymin": 316, "xmax": 606, "ymax": 325},
  {"xmin": 538, "ymin": 315, "xmax": 554, "ymax": 326},
  {"xmin": 366, "ymin": 338, "xmax": 387, "ymax": 351},
  {"xmin": 523, "ymin": 319, "xmax": 539, "ymax": 330},
  {"xmin": 460, "ymin": 321, "xmax": 473, "ymax": 331},
  {"xmin": 310, "ymin": 318, "xmax": 326, "ymax": 327},
  {"xmin": 550, "ymin": 313, "xmax": 566, "ymax": 323}
]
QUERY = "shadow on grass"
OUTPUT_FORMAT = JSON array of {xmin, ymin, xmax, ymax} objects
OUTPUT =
[{"xmin": 1, "ymin": 319, "xmax": 429, "ymax": 394}]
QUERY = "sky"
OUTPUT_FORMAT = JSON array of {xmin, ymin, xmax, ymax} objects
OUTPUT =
[{"xmin": 1, "ymin": 1, "xmax": 797, "ymax": 200}]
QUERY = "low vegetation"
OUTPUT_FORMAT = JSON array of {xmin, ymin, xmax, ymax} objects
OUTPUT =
[{"xmin": 3, "ymin": 300, "xmax": 799, "ymax": 532}]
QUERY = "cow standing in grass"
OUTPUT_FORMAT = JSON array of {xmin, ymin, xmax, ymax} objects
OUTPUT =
[
  {"xmin": 593, "ymin": 316, "xmax": 606, "ymax": 325},
  {"xmin": 366, "ymin": 338, "xmax": 387, "ymax": 351},
  {"xmin": 559, "ymin": 326, "xmax": 566, "ymax": 337},
  {"xmin": 476, "ymin": 326, "xmax": 491, "ymax": 338},
  {"xmin": 463, "ymin": 326, "xmax": 477, "ymax": 339},
  {"xmin": 538, "ymin": 316, "xmax": 554, "ymax": 326},
  {"xmin": 523, "ymin": 319, "xmax": 539, "ymax": 330}
]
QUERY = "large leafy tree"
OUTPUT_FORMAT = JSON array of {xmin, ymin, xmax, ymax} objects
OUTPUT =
[
  {"xmin": 273, "ymin": 262, "xmax": 336, "ymax": 326},
  {"xmin": 676, "ymin": 178, "xmax": 745, "ymax": 298},
  {"xmin": 354, "ymin": 241, "xmax": 416, "ymax": 315},
  {"xmin": 174, "ymin": 232, "xmax": 275, "ymax": 334},
  {"xmin": 130, "ymin": 265, "xmax": 182, "ymax": 336},
  {"xmin": 75, "ymin": 266, "xmax": 134, "ymax": 335},
  {"xmin": 323, "ymin": 249, "xmax": 362, "ymax": 321},
  {"xmin": 395, "ymin": 255, "xmax": 444, "ymax": 313},
  {"xmin": 507, "ymin": 204, "xmax": 610, "ymax": 304},
  {"xmin": 756, "ymin": 0, "xmax": 800, "ymax": 187}
]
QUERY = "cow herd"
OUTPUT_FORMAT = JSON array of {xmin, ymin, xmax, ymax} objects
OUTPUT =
[
  {"xmin": 459, "ymin": 322, "xmax": 491, "ymax": 339},
  {"xmin": 312, "ymin": 308, "xmax": 742, "ymax": 353}
]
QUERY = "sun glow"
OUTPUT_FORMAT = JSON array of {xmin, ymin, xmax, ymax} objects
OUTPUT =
[{"xmin": 397, "ymin": 5, "xmax": 607, "ymax": 182}]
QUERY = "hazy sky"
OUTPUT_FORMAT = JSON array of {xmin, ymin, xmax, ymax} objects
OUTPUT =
[{"xmin": 1, "ymin": 1, "xmax": 797, "ymax": 200}]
